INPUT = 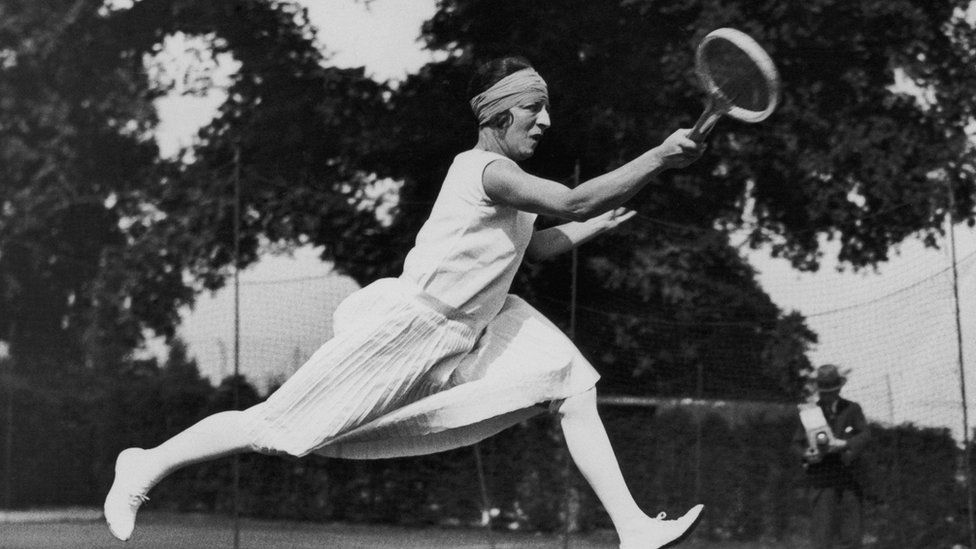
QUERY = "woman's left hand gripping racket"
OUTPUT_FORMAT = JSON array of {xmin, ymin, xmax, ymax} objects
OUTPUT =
[{"xmin": 689, "ymin": 28, "xmax": 781, "ymax": 142}]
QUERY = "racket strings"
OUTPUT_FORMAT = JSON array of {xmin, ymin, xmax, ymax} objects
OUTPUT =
[
  {"xmin": 696, "ymin": 30, "xmax": 780, "ymax": 121},
  {"xmin": 704, "ymin": 55, "xmax": 770, "ymax": 112}
]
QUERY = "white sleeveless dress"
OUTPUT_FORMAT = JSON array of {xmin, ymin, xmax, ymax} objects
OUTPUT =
[{"xmin": 244, "ymin": 149, "xmax": 600, "ymax": 459}]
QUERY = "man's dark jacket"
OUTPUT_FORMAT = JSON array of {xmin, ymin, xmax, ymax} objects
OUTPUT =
[{"xmin": 793, "ymin": 397, "xmax": 871, "ymax": 489}]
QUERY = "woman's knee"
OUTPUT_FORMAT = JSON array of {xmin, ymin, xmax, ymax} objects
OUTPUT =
[
  {"xmin": 555, "ymin": 387, "xmax": 598, "ymax": 418},
  {"xmin": 233, "ymin": 406, "xmax": 275, "ymax": 454},
  {"xmin": 236, "ymin": 405, "xmax": 312, "ymax": 457}
]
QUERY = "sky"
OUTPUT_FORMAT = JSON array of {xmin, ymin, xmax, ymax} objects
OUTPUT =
[{"xmin": 148, "ymin": 0, "xmax": 976, "ymax": 439}]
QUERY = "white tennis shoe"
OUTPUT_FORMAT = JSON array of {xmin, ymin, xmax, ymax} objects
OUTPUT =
[
  {"xmin": 103, "ymin": 448, "xmax": 156, "ymax": 541},
  {"xmin": 619, "ymin": 504, "xmax": 704, "ymax": 549}
]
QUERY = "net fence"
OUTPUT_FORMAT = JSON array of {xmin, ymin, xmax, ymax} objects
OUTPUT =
[
  {"xmin": 159, "ymin": 218, "xmax": 976, "ymax": 545},
  {"xmin": 5, "ymin": 216, "xmax": 972, "ymax": 546},
  {"xmin": 750, "ymin": 228, "xmax": 976, "ymax": 439},
  {"xmin": 180, "ymin": 222, "xmax": 976, "ymax": 440}
]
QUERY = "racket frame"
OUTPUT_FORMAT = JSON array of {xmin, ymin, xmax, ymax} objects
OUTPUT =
[{"xmin": 689, "ymin": 27, "xmax": 780, "ymax": 141}]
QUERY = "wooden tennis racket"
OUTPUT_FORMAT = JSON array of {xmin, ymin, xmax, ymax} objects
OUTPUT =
[{"xmin": 689, "ymin": 28, "xmax": 781, "ymax": 142}]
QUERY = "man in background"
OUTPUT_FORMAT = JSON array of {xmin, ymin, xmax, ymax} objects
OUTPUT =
[{"xmin": 793, "ymin": 364, "xmax": 871, "ymax": 549}]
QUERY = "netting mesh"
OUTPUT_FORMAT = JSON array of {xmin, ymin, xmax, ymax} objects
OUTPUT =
[
  {"xmin": 1, "ymin": 217, "xmax": 963, "ymax": 543},
  {"xmin": 751, "ymin": 230, "xmax": 976, "ymax": 439},
  {"xmin": 177, "ymin": 247, "xmax": 360, "ymax": 393},
  {"xmin": 177, "ymin": 223, "xmax": 976, "ymax": 440}
]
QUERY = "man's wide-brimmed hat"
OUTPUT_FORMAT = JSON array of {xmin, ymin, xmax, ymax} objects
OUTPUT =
[{"xmin": 815, "ymin": 364, "xmax": 847, "ymax": 392}]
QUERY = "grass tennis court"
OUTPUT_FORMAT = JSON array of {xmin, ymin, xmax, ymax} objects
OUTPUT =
[{"xmin": 2, "ymin": 511, "xmax": 810, "ymax": 549}]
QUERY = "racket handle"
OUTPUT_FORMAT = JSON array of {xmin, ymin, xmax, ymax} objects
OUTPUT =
[{"xmin": 689, "ymin": 106, "xmax": 723, "ymax": 142}]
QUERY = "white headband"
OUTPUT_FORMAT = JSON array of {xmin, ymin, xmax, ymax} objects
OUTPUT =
[{"xmin": 469, "ymin": 68, "xmax": 549, "ymax": 125}]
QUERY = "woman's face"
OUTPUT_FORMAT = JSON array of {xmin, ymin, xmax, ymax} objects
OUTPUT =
[{"xmin": 500, "ymin": 99, "xmax": 550, "ymax": 161}]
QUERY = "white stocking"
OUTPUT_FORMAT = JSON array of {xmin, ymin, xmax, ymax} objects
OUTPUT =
[
  {"xmin": 557, "ymin": 388, "xmax": 646, "ymax": 530},
  {"xmin": 140, "ymin": 410, "xmax": 256, "ymax": 485}
]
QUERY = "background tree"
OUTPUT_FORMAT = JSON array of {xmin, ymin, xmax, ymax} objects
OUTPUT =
[
  {"xmin": 112, "ymin": 0, "xmax": 398, "ymax": 285},
  {"xmin": 0, "ymin": 1, "xmax": 973, "ymax": 539},
  {"xmin": 418, "ymin": 0, "xmax": 976, "ymax": 265},
  {"xmin": 0, "ymin": 0, "xmax": 392, "ymax": 377},
  {"xmin": 350, "ymin": 0, "xmax": 976, "ymax": 397},
  {"xmin": 5, "ymin": 0, "xmax": 974, "ymax": 398},
  {"xmin": 0, "ymin": 0, "xmax": 163, "ymax": 377}
]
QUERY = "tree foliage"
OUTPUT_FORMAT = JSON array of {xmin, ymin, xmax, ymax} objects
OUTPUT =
[
  {"xmin": 0, "ymin": 0, "xmax": 391, "ymax": 376},
  {"xmin": 0, "ymin": 0, "xmax": 163, "ymax": 375},
  {"xmin": 361, "ymin": 0, "xmax": 976, "ymax": 397},
  {"xmin": 3, "ymin": 0, "xmax": 974, "ymax": 399},
  {"xmin": 418, "ymin": 0, "xmax": 976, "ymax": 268},
  {"xmin": 112, "ymin": 0, "xmax": 399, "ymax": 285}
]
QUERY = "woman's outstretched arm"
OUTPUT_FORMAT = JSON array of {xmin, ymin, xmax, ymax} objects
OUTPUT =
[
  {"xmin": 525, "ymin": 207, "xmax": 636, "ymax": 262},
  {"xmin": 483, "ymin": 129, "xmax": 702, "ymax": 222}
]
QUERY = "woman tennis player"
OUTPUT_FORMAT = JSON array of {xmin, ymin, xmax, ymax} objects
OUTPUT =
[{"xmin": 105, "ymin": 56, "xmax": 705, "ymax": 548}]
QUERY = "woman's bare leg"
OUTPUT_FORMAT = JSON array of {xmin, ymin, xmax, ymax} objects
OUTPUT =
[
  {"xmin": 104, "ymin": 410, "xmax": 256, "ymax": 541},
  {"xmin": 557, "ymin": 388, "xmax": 702, "ymax": 548}
]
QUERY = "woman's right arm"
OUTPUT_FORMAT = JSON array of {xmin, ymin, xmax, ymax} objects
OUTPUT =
[{"xmin": 483, "ymin": 129, "xmax": 703, "ymax": 221}]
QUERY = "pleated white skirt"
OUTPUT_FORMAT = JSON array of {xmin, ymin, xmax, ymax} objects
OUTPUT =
[{"xmin": 244, "ymin": 277, "xmax": 599, "ymax": 459}]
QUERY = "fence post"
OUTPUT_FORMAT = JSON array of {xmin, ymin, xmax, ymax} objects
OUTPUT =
[
  {"xmin": 2, "ymin": 322, "xmax": 15, "ymax": 509},
  {"xmin": 232, "ymin": 142, "xmax": 242, "ymax": 549},
  {"xmin": 694, "ymin": 357, "xmax": 704, "ymax": 503},
  {"xmin": 946, "ymin": 179, "xmax": 974, "ymax": 548},
  {"xmin": 561, "ymin": 161, "xmax": 582, "ymax": 549},
  {"xmin": 473, "ymin": 444, "xmax": 496, "ymax": 549}
]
